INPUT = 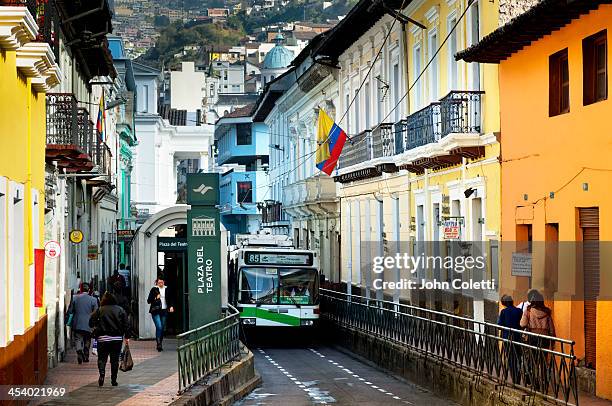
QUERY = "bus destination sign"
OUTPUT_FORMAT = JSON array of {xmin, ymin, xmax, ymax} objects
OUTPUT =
[{"xmin": 245, "ymin": 251, "xmax": 313, "ymax": 266}]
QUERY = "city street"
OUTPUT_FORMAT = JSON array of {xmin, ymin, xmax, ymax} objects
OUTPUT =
[{"xmin": 237, "ymin": 346, "xmax": 455, "ymax": 406}]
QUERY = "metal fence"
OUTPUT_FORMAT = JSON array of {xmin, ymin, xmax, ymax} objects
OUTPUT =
[
  {"xmin": 338, "ymin": 130, "xmax": 372, "ymax": 169},
  {"xmin": 176, "ymin": 305, "xmax": 241, "ymax": 393},
  {"xmin": 440, "ymin": 90, "xmax": 484, "ymax": 136},
  {"xmin": 371, "ymin": 123, "xmax": 395, "ymax": 158},
  {"xmin": 320, "ymin": 289, "xmax": 579, "ymax": 405}
]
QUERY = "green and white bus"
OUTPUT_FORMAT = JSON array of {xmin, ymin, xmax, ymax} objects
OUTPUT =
[{"xmin": 228, "ymin": 233, "xmax": 320, "ymax": 327}]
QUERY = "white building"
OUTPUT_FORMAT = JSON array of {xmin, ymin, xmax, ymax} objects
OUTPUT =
[
  {"xmin": 132, "ymin": 62, "xmax": 214, "ymax": 220},
  {"xmin": 170, "ymin": 62, "xmax": 206, "ymax": 111}
]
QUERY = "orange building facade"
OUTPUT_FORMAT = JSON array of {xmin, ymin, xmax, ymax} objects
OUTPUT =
[{"xmin": 458, "ymin": 2, "xmax": 612, "ymax": 400}]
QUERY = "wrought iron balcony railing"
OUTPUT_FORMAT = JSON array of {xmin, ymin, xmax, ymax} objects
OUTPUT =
[
  {"xmin": 338, "ymin": 129, "xmax": 371, "ymax": 169},
  {"xmin": 371, "ymin": 123, "xmax": 395, "ymax": 159},
  {"xmin": 261, "ymin": 201, "xmax": 288, "ymax": 224},
  {"xmin": 336, "ymin": 90, "xmax": 484, "ymax": 173},
  {"xmin": 46, "ymin": 94, "xmax": 95, "ymax": 159},
  {"xmin": 394, "ymin": 119, "xmax": 407, "ymax": 154},
  {"xmin": 92, "ymin": 137, "xmax": 112, "ymax": 176},
  {"xmin": 406, "ymin": 102, "xmax": 441, "ymax": 150},
  {"xmin": 439, "ymin": 90, "xmax": 484, "ymax": 136}
]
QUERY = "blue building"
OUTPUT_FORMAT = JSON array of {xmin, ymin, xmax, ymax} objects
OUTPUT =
[{"xmin": 215, "ymin": 104, "xmax": 271, "ymax": 240}]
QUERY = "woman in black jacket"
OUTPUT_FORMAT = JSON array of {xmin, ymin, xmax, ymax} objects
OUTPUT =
[
  {"xmin": 147, "ymin": 276, "xmax": 174, "ymax": 351},
  {"xmin": 90, "ymin": 292, "xmax": 130, "ymax": 387}
]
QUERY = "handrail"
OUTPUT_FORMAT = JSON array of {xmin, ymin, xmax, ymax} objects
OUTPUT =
[
  {"xmin": 176, "ymin": 304, "xmax": 241, "ymax": 393},
  {"xmin": 320, "ymin": 288, "xmax": 579, "ymax": 405}
]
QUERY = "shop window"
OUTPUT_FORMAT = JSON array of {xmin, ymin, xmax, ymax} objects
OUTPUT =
[
  {"xmin": 549, "ymin": 48, "xmax": 570, "ymax": 116},
  {"xmin": 583, "ymin": 30, "xmax": 607, "ymax": 105},
  {"xmin": 236, "ymin": 123, "xmax": 252, "ymax": 145},
  {"xmin": 237, "ymin": 181, "xmax": 253, "ymax": 203}
]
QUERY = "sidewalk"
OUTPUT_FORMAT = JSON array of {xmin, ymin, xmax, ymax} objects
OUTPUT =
[{"xmin": 39, "ymin": 339, "xmax": 179, "ymax": 406}]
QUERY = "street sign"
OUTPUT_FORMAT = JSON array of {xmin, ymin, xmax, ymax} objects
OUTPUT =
[
  {"xmin": 69, "ymin": 229, "xmax": 83, "ymax": 244},
  {"xmin": 87, "ymin": 244, "xmax": 98, "ymax": 260},
  {"xmin": 511, "ymin": 252, "xmax": 532, "ymax": 277},
  {"xmin": 158, "ymin": 237, "xmax": 188, "ymax": 252},
  {"xmin": 187, "ymin": 173, "xmax": 222, "ymax": 329},
  {"xmin": 44, "ymin": 241, "xmax": 61, "ymax": 259},
  {"xmin": 117, "ymin": 229, "xmax": 135, "ymax": 241},
  {"xmin": 442, "ymin": 219, "xmax": 461, "ymax": 240}
]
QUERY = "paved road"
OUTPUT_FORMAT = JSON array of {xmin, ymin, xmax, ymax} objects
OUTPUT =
[{"xmin": 235, "ymin": 343, "xmax": 455, "ymax": 406}]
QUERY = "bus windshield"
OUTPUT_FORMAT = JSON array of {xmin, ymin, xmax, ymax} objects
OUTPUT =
[{"xmin": 239, "ymin": 268, "xmax": 318, "ymax": 305}]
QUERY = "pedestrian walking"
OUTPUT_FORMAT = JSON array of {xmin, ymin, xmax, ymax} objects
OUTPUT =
[
  {"xmin": 497, "ymin": 295, "xmax": 523, "ymax": 384},
  {"xmin": 517, "ymin": 288, "xmax": 540, "ymax": 313},
  {"xmin": 520, "ymin": 290, "xmax": 555, "ymax": 390},
  {"xmin": 147, "ymin": 276, "xmax": 174, "ymax": 352},
  {"xmin": 67, "ymin": 282, "xmax": 98, "ymax": 364},
  {"xmin": 520, "ymin": 291, "xmax": 556, "ymax": 347},
  {"xmin": 89, "ymin": 292, "xmax": 130, "ymax": 387}
]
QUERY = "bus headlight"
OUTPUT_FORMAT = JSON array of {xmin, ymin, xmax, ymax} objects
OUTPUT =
[
  {"xmin": 300, "ymin": 320, "xmax": 314, "ymax": 326},
  {"xmin": 242, "ymin": 318, "xmax": 256, "ymax": 325}
]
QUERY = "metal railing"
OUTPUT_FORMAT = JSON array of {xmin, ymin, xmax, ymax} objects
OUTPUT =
[
  {"xmin": 47, "ymin": 93, "xmax": 79, "ymax": 146},
  {"xmin": 406, "ymin": 102, "xmax": 441, "ymax": 150},
  {"xmin": 393, "ymin": 119, "xmax": 407, "ymax": 154},
  {"xmin": 92, "ymin": 138, "xmax": 112, "ymax": 176},
  {"xmin": 338, "ymin": 130, "xmax": 371, "ymax": 169},
  {"xmin": 177, "ymin": 305, "xmax": 241, "ymax": 393},
  {"xmin": 371, "ymin": 123, "xmax": 395, "ymax": 158},
  {"xmin": 440, "ymin": 90, "xmax": 484, "ymax": 136},
  {"xmin": 320, "ymin": 289, "xmax": 579, "ymax": 406}
]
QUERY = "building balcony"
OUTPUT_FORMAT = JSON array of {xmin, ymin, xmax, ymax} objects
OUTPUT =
[
  {"xmin": 46, "ymin": 93, "xmax": 112, "ymax": 178},
  {"xmin": 260, "ymin": 201, "xmax": 290, "ymax": 227},
  {"xmin": 335, "ymin": 90, "xmax": 487, "ymax": 183},
  {"xmin": 282, "ymin": 175, "xmax": 338, "ymax": 218},
  {"xmin": 1, "ymin": 0, "xmax": 60, "ymax": 59}
]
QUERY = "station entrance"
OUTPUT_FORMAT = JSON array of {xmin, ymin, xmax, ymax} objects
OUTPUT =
[{"xmin": 157, "ymin": 225, "xmax": 189, "ymax": 334}]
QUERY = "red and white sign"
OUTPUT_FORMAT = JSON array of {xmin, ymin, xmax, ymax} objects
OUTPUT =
[
  {"xmin": 44, "ymin": 241, "xmax": 62, "ymax": 259},
  {"xmin": 443, "ymin": 219, "xmax": 461, "ymax": 240}
]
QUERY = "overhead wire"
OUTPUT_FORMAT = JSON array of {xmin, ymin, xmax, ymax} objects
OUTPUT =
[
  {"xmin": 220, "ymin": 0, "xmax": 472, "ymax": 196},
  {"xmin": 245, "ymin": 0, "xmax": 412, "ymax": 193}
]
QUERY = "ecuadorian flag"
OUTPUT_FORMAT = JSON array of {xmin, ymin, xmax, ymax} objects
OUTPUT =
[{"xmin": 316, "ymin": 109, "xmax": 347, "ymax": 176}]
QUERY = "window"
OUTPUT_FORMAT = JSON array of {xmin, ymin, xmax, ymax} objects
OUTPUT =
[
  {"xmin": 429, "ymin": 33, "xmax": 439, "ymax": 101},
  {"xmin": 353, "ymin": 89, "xmax": 359, "ymax": 131},
  {"xmin": 583, "ymin": 30, "xmax": 607, "ymax": 105},
  {"xmin": 237, "ymin": 181, "xmax": 253, "ymax": 203},
  {"xmin": 448, "ymin": 17, "xmax": 458, "ymax": 91},
  {"xmin": 364, "ymin": 82, "xmax": 371, "ymax": 129},
  {"xmin": 393, "ymin": 63, "xmax": 400, "ymax": 121},
  {"xmin": 345, "ymin": 91, "xmax": 350, "ymax": 133},
  {"xmin": 549, "ymin": 48, "xmax": 570, "ymax": 116},
  {"xmin": 413, "ymin": 46, "xmax": 422, "ymax": 109},
  {"xmin": 236, "ymin": 123, "xmax": 252, "ymax": 145}
]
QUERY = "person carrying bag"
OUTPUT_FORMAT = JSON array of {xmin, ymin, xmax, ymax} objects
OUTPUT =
[{"xmin": 90, "ymin": 292, "xmax": 130, "ymax": 387}]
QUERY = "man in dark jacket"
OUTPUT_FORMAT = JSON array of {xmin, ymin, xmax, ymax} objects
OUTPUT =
[{"xmin": 67, "ymin": 282, "xmax": 98, "ymax": 363}]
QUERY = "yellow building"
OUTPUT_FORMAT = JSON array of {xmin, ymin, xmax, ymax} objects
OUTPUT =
[
  {"xmin": 458, "ymin": 1, "xmax": 612, "ymax": 399},
  {"xmin": 312, "ymin": 0, "xmax": 501, "ymax": 320},
  {"xmin": 0, "ymin": 5, "xmax": 60, "ymax": 385}
]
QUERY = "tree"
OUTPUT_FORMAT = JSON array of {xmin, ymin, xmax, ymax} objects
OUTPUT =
[{"xmin": 154, "ymin": 15, "xmax": 171, "ymax": 27}]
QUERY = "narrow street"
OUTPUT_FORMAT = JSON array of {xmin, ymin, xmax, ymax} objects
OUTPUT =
[{"xmin": 235, "ymin": 331, "xmax": 455, "ymax": 406}]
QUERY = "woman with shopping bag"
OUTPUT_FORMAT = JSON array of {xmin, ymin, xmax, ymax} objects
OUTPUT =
[{"xmin": 90, "ymin": 292, "xmax": 130, "ymax": 387}]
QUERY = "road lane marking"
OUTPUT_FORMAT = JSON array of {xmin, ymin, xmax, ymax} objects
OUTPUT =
[
  {"xmin": 309, "ymin": 348, "xmax": 403, "ymax": 402},
  {"xmin": 256, "ymin": 348, "xmax": 336, "ymax": 404}
]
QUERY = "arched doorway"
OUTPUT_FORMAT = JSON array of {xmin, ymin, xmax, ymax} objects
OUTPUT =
[{"xmin": 133, "ymin": 206, "xmax": 188, "ymax": 339}]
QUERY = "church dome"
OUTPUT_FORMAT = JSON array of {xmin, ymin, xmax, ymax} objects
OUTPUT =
[{"xmin": 262, "ymin": 33, "xmax": 294, "ymax": 70}]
